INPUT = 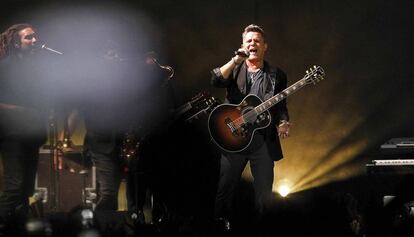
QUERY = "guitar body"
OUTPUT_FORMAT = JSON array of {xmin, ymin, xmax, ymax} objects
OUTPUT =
[
  {"xmin": 208, "ymin": 65, "xmax": 325, "ymax": 153},
  {"xmin": 208, "ymin": 94, "xmax": 271, "ymax": 153}
]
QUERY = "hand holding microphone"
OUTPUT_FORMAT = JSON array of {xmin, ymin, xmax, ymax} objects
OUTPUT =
[{"xmin": 232, "ymin": 48, "xmax": 249, "ymax": 65}]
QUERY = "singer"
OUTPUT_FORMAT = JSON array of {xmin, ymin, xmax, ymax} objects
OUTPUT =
[
  {"xmin": 210, "ymin": 24, "xmax": 291, "ymax": 230},
  {"xmin": 0, "ymin": 23, "xmax": 38, "ymax": 59},
  {"xmin": 0, "ymin": 23, "xmax": 48, "ymax": 229}
]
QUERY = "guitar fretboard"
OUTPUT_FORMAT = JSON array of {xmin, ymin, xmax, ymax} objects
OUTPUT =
[
  {"xmin": 255, "ymin": 79, "xmax": 307, "ymax": 114},
  {"xmin": 237, "ymin": 65, "xmax": 324, "ymax": 127}
]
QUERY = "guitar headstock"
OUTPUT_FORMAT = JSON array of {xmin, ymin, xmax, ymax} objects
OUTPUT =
[{"xmin": 304, "ymin": 65, "xmax": 325, "ymax": 85}]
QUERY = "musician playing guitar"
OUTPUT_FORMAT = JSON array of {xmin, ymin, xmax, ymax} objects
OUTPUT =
[{"xmin": 210, "ymin": 24, "xmax": 291, "ymax": 229}]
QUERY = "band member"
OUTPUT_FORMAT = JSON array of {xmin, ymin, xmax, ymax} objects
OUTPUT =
[
  {"xmin": 210, "ymin": 24, "xmax": 291, "ymax": 228},
  {"xmin": 60, "ymin": 48, "xmax": 169, "ymax": 220},
  {"xmin": 0, "ymin": 23, "xmax": 47, "ymax": 221},
  {"xmin": 62, "ymin": 65, "xmax": 131, "ymax": 213}
]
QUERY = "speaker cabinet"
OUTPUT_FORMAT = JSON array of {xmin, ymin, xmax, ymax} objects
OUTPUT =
[{"xmin": 34, "ymin": 146, "xmax": 96, "ymax": 213}]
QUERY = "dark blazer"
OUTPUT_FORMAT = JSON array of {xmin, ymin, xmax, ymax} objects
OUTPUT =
[{"xmin": 210, "ymin": 61, "xmax": 289, "ymax": 161}]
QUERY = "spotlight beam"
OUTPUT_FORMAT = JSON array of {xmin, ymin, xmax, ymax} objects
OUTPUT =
[{"xmin": 293, "ymin": 90, "xmax": 410, "ymax": 192}]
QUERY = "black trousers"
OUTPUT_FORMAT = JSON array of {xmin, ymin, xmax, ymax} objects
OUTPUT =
[
  {"xmin": 87, "ymin": 149, "xmax": 122, "ymax": 211},
  {"xmin": 85, "ymin": 133, "xmax": 147, "ymax": 213},
  {"xmin": 0, "ymin": 140, "xmax": 40, "ymax": 218},
  {"xmin": 214, "ymin": 142, "xmax": 274, "ymax": 220},
  {"xmin": 125, "ymin": 153, "xmax": 147, "ymax": 216}
]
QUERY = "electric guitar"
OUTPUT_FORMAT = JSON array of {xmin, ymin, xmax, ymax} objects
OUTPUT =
[{"xmin": 208, "ymin": 65, "xmax": 325, "ymax": 153}]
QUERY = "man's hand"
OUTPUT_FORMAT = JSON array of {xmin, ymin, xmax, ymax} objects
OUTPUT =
[
  {"xmin": 277, "ymin": 120, "xmax": 291, "ymax": 139},
  {"xmin": 232, "ymin": 48, "xmax": 250, "ymax": 65}
]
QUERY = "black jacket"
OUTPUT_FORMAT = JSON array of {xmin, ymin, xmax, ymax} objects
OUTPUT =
[{"xmin": 210, "ymin": 61, "xmax": 289, "ymax": 161}]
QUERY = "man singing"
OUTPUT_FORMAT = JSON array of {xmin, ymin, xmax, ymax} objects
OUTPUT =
[
  {"xmin": 211, "ymin": 24, "xmax": 291, "ymax": 229},
  {"xmin": 0, "ymin": 23, "xmax": 48, "ymax": 223}
]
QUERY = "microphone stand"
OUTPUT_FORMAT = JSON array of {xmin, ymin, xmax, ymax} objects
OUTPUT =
[{"xmin": 47, "ymin": 108, "xmax": 60, "ymax": 212}]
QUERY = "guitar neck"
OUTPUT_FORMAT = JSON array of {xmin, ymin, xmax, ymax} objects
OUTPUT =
[{"xmin": 255, "ymin": 78, "xmax": 307, "ymax": 113}]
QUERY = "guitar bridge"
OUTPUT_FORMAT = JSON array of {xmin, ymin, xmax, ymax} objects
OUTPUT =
[{"xmin": 225, "ymin": 118, "xmax": 237, "ymax": 134}]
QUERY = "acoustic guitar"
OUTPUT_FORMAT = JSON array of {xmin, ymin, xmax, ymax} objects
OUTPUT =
[{"xmin": 208, "ymin": 65, "xmax": 325, "ymax": 152}]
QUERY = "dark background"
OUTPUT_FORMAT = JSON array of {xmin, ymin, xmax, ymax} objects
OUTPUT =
[
  {"xmin": 3, "ymin": 0, "xmax": 411, "ymax": 190},
  {"xmin": 1, "ymin": 0, "xmax": 414, "ymax": 235}
]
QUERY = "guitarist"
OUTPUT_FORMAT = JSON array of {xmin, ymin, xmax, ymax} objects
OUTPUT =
[{"xmin": 210, "ymin": 24, "xmax": 291, "ymax": 229}]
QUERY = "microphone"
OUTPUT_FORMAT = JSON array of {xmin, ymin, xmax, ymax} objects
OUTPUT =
[
  {"xmin": 39, "ymin": 44, "xmax": 64, "ymax": 55},
  {"xmin": 234, "ymin": 49, "xmax": 250, "ymax": 57},
  {"xmin": 144, "ymin": 51, "xmax": 173, "ymax": 72},
  {"xmin": 144, "ymin": 51, "xmax": 175, "ymax": 80},
  {"xmin": 144, "ymin": 51, "xmax": 158, "ymax": 65}
]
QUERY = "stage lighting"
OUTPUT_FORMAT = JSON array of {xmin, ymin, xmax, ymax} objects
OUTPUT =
[
  {"xmin": 25, "ymin": 218, "xmax": 53, "ymax": 236},
  {"xmin": 278, "ymin": 185, "xmax": 290, "ymax": 197},
  {"xmin": 78, "ymin": 229, "xmax": 101, "ymax": 237},
  {"xmin": 80, "ymin": 208, "xmax": 95, "ymax": 229},
  {"xmin": 275, "ymin": 179, "xmax": 293, "ymax": 197}
]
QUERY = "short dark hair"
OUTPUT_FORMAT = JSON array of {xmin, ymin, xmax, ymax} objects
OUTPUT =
[{"xmin": 242, "ymin": 24, "xmax": 266, "ymax": 42}]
